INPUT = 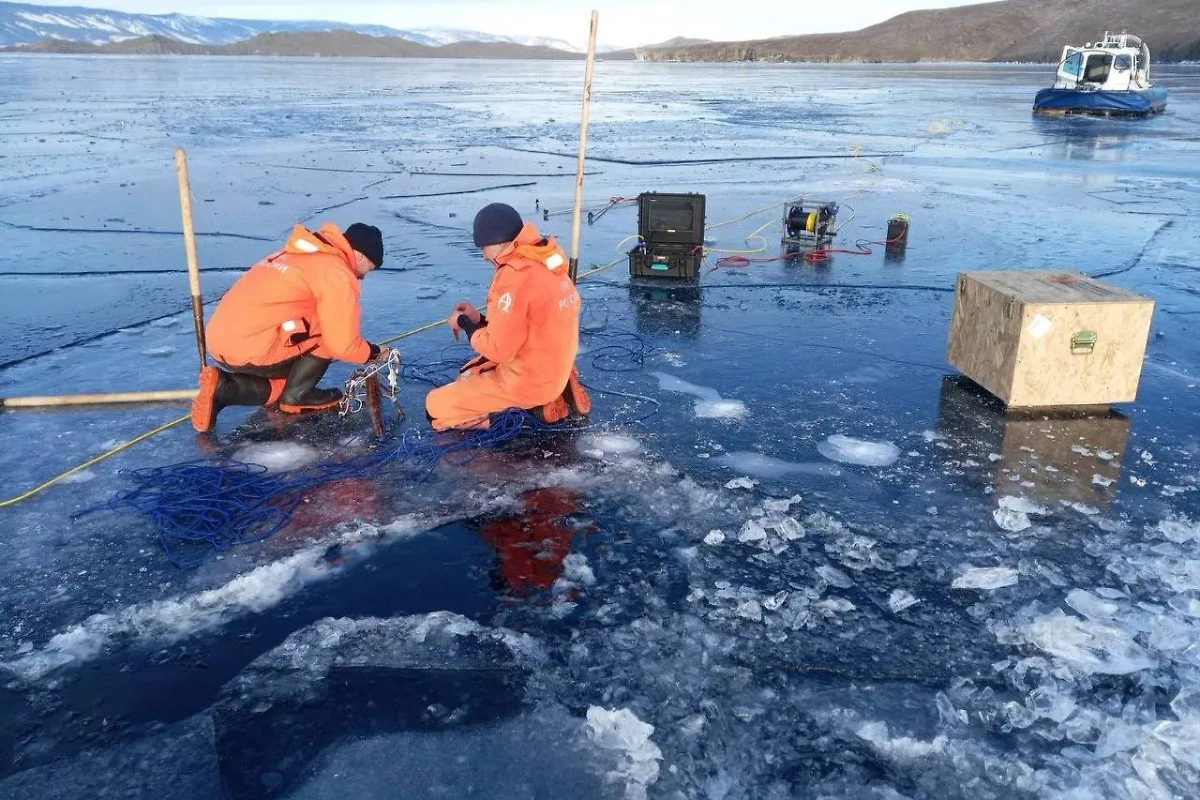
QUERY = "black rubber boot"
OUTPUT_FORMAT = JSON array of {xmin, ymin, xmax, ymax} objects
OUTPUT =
[
  {"xmin": 191, "ymin": 366, "xmax": 273, "ymax": 433},
  {"xmin": 278, "ymin": 354, "xmax": 343, "ymax": 414}
]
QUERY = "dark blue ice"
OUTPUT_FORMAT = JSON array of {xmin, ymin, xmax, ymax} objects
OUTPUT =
[{"xmin": 1, "ymin": 56, "xmax": 1199, "ymax": 799}]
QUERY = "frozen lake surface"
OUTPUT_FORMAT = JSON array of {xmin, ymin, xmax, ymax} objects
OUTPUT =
[{"xmin": 1, "ymin": 56, "xmax": 1199, "ymax": 799}]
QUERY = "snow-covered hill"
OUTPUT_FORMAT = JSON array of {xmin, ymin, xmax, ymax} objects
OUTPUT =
[{"xmin": 0, "ymin": 1, "xmax": 586, "ymax": 51}]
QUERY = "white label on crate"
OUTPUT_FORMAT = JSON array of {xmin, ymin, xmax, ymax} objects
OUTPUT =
[{"xmin": 1028, "ymin": 314, "xmax": 1054, "ymax": 340}]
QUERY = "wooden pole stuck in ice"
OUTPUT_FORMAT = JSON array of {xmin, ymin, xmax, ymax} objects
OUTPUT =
[
  {"xmin": 0, "ymin": 389, "xmax": 198, "ymax": 409},
  {"xmin": 174, "ymin": 147, "xmax": 208, "ymax": 370},
  {"xmin": 568, "ymin": 10, "xmax": 600, "ymax": 283}
]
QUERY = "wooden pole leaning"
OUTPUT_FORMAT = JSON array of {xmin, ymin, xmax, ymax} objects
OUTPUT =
[
  {"xmin": 174, "ymin": 147, "xmax": 207, "ymax": 370},
  {"xmin": 567, "ymin": 10, "xmax": 600, "ymax": 283},
  {"xmin": 0, "ymin": 389, "xmax": 198, "ymax": 409}
]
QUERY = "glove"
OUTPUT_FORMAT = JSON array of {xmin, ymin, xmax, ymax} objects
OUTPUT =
[{"xmin": 368, "ymin": 343, "xmax": 397, "ymax": 362}]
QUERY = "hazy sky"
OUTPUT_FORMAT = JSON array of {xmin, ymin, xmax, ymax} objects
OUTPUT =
[{"xmin": 27, "ymin": 0, "xmax": 995, "ymax": 48}]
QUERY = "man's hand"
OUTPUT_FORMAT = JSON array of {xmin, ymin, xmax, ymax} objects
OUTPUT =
[
  {"xmin": 453, "ymin": 302, "xmax": 481, "ymax": 324},
  {"xmin": 370, "ymin": 344, "xmax": 397, "ymax": 362},
  {"xmin": 449, "ymin": 302, "xmax": 481, "ymax": 341}
]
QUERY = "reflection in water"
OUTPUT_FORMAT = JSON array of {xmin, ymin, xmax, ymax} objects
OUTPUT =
[
  {"xmin": 475, "ymin": 487, "xmax": 594, "ymax": 594},
  {"xmin": 937, "ymin": 377, "xmax": 1129, "ymax": 508},
  {"xmin": 1031, "ymin": 115, "xmax": 1164, "ymax": 163},
  {"xmin": 628, "ymin": 283, "xmax": 701, "ymax": 338}
]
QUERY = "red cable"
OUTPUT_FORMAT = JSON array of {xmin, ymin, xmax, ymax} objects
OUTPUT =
[{"xmin": 709, "ymin": 232, "xmax": 909, "ymax": 271}]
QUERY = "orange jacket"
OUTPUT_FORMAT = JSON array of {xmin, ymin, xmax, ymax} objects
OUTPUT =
[
  {"xmin": 207, "ymin": 223, "xmax": 372, "ymax": 367},
  {"xmin": 469, "ymin": 223, "xmax": 580, "ymax": 407}
]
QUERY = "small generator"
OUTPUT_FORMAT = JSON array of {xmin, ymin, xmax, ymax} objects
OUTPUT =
[
  {"xmin": 781, "ymin": 200, "xmax": 839, "ymax": 254},
  {"xmin": 629, "ymin": 192, "xmax": 706, "ymax": 280}
]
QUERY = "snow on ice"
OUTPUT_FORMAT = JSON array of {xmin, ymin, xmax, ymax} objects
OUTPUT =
[{"xmin": 816, "ymin": 434, "xmax": 901, "ymax": 467}]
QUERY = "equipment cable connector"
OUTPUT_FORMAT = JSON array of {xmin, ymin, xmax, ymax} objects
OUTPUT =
[{"xmin": 340, "ymin": 349, "xmax": 404, "ymax": 435}]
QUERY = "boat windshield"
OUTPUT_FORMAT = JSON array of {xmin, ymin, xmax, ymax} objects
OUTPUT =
[
  {"xmin": 1061, "ymin": 51, "xmax": 1084, "ymax": 78},
  {"xmin": 1083, "ymin": 53, "xmax": 1113, "ymax": 83}
]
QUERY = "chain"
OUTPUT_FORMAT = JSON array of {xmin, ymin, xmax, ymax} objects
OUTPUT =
[{"xmin": 340, "ymin": 350, "xmax": 403, "ymax": 417}]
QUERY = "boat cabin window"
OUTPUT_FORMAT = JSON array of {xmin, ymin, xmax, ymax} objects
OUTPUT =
[
  {"xmin": 1061, "ymin": 51, "xmax": 1084, "ymax": 79},
  {"xmin": 1113, "ymin": 54, "xmax": 1133, "ymax": 72},
  {"xmin": 1083, "ymin": 53, "xmax": 1113, "ymax": 83}
]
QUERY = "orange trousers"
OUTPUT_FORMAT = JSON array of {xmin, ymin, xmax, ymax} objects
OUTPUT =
[{"xmin": 425, "ymin": 360, "xmax": 527, "ymax": 431}]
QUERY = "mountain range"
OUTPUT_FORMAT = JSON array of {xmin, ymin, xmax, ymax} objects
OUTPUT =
[
  {"xmin": 3, "ymin": 30, "xmax": 586, "ymax": 59},
  {"xmin": 0, "ymin": 1, "xmax": 587, "ymax": 52},
  {"xmin": 637, "ymin": 0, "xmax": 1199, "ymax": 63},
  {"xmin": 3, "ymin": 0, "xmax": 1197, "ymax": 63}
]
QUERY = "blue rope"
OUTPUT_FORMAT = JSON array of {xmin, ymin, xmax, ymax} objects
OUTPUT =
[
  {"xmin": 78, "ymin": 324, "xmax": 660, "ymax": 569},
  {"xmin": 78, "ymin": 409, "xmax": 552, "ymax": 568}
]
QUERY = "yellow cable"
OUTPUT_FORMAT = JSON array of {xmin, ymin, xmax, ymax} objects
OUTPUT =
[
  {"xmin": 3, "ymin": 183, "xmax": 848, "ymax": 510},
  {"xmin": 3, "ymin": 316, "xmax": 450, "ymax": 510},
  {"xmin": 579, "ymin": 255, "xmax": 625, "ymax": 279},
  {"xmin": 706, "ymin": 195, "xmax": 800, "ymax": 231},
  {"xmin": 704, "ymin": 218, "xmax": 773, "ymax": 256},
  {"xmin": 0, "ymin": 256, "xmax": 642, "ymax": 511},
  {"xmin": 0, "ymin": 413, "xmax": 191, "ymax": 509},
  {"xmin": 613, "ymin": 234, "xmax": 641, "ymax": 252},
  {"xmin": 6, "ymin": 186, "xmax": 833, "ymax": 512},
  {"xmin": 378, "ymin": 318, "xmax": 445, "ymax": 346}
]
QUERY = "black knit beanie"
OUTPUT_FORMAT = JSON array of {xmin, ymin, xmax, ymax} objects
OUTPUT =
[
  {"xmin": 472, "ymin": 203, "xmax": 524, "ymax": 248},
  {"xmin": 344, "ymin": 223, "xmax": 384, "ymax": 267}
]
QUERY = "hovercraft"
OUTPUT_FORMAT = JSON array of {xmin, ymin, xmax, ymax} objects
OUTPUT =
[{"xmin": 1033, "ymin": 32, "xmax": 1168, "ymax": 117}]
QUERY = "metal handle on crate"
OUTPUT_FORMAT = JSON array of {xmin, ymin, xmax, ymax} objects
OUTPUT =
[{"xmin": 1071, "ymin": 330, "xmax": 1097, "ymax": 354}]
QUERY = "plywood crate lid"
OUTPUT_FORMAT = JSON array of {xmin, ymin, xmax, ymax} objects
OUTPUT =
[{"xmin": 960, "ymin": 271, "xmax": 1151, "ymax": 306}]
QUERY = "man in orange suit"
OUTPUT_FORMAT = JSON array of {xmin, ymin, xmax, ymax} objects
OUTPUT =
[
  {"xmin": 426, "ymin": 203, "xmax": 589, "ymax": 430},
  {"xmin": 192, "ymin": 221, "xmax": 392, "ymax": 433}
]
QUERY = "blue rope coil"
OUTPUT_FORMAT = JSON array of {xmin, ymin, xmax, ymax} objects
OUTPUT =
[
  {"xmin": 78, "ymin": 323, "xmax": 661, "ymax": 569},
  {"xmin": 79, "ymin": 409, "xmax": 555, "ymax": 568}
]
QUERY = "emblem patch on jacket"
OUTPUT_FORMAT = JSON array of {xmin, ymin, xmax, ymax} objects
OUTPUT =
[{"xmin": 498, "ymin": 292, "xmax": 513, "ymax": 313}]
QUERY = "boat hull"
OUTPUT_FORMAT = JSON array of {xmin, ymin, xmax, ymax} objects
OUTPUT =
[{"xmin": 1033, "ymin": 87, "xmax": 1169, "ymax": 117}]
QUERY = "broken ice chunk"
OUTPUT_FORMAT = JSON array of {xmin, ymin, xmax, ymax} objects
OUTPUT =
[
  {"xmin": 736, "ymin": 600, "xmax": 764, "ymax": 622},
  {"xmin": 999, "ymin": 496, "xmax": 1049, "ymax": 515},
  {"xmin": 562, "ymin": 553, "xmax": 596, "ymax": 586},
  {"xmin": 993, "ymin": 508, "xmax": 1032, "ymax": 533},
  {"xmin": 678, "ymin": 714, "xmax": 708, "ymax": 737},
  {"xmin": 816, "ymin": 565, "xmax": 855, "ymax": 589},
  {"xmin": 888, "ymin": 589, "xmax": 919, "ymax": 613},
  {"xmin": 1024, "ymin": 610, "xmax": 1155, "ymax": 675},
  {"xmin": 1167, "ymin": 590, "xmax": 1200, "ymax": 619},
  {"xmin": 762, "ymin": 591, "xmax": 789, "ymax": 612},
  {"xmin": 816, "ymin": 597, "xmax": 856, "ymax": 615},
  {"xmin": 1157, "ymin": 518, "xmax": 1200, "ymax": 544},
  {"xmin": 774, "ymin": 516, "xmax": 806, "ymax": 541},
  {"xmin": 738, "ymin": 520, "xmax": 767, "ymax": 544},
  {"xmin": 856, "ymin": 721, "xmax": 948, "ymax": 759},
  {"xmin": 762, "ymin": 495, "xmax": 803, "ymax": 513},
  {"xmin": 703, "ymin": 530, "xmax": 726, "ymax": 546},
  {"xmin": 952, "ymin": 566, "xmax": 1019, "ymax": 590},
  {"xmin": 1066, "ymin": 589, "xmax": 1121, "ymax": 619},
  {"xmin": 724, "ymin": 477, "xmax": 757, "ymax": 490},
  {"xmin": 1170, "ymin": 688, "xmax": 1200, "ymax": 721},
  {"xmin": 586, "ymin": 707, "xmax": 663, "ymax": 799}
]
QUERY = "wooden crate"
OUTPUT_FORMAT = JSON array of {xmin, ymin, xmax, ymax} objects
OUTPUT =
[{"xmin": 947, "ymin": 270, "xmax": 1155, "ymax": 407}]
